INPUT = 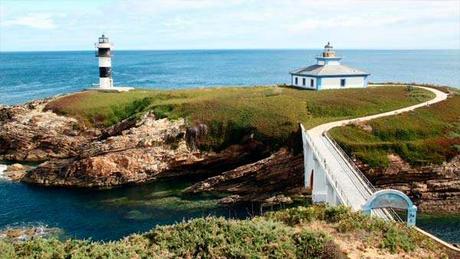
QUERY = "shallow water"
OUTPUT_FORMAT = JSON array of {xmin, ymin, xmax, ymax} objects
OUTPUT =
[
  {"xmin": 0, "ymin": 173, "xmax": 258, "ymax": 241},
  {"xmin": 416, "ymin": 213, "xmax": 460, "ymax": 244},
  {"xmin": 0, "ymin": 167, "xmax": 458, "ymax": 243}
]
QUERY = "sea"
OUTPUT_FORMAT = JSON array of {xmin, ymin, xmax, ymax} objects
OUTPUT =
[
  {"xmin": 0, "ymin": 49, "xmax": 459, "ymax": 242},
  {"xmin": 0, "ymin": 49, "xmax": 459, "ymax": 104}
]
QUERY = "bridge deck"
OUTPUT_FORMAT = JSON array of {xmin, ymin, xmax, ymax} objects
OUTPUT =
[{"xmin": 305, "ymin": 86, "xmax": 448, "ymax": 215}]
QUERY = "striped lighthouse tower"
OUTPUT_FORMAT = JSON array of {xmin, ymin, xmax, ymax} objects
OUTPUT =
[{"xmin": 96, "ymin": 34, "xmax": 113, "ymax": 89}]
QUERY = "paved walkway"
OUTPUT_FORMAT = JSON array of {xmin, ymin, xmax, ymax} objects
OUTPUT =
[{"xmin": 307, "ymin": 86, "xmax": 448, "ymax": 210}]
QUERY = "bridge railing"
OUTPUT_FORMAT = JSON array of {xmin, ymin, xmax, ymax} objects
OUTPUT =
[
  {"xmin": 323, "ymin": 130, "xmax": 404, "ymax": 222},
  {"xmin": 301, "ymin": 125, "xmax": 351, "ymax": 207},
  {"xmin": 323, "ymin": 132, "xmax": 376, "ymax": 195}
]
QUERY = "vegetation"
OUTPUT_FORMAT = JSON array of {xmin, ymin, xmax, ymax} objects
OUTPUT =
[
  {"xmin": 330, "ymin": 90, "xmax": 460, "ymax": 167},
  {"xmin": 0, "ymin": 205, "xmax": 445, "ymax": 258},
  {"xmin": 46, "ymin": 85, "xmax": 434, "ymax": 151}
]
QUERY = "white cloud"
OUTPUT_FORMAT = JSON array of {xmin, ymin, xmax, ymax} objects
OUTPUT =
[
  {"xmin": 0, "ymin": 0, "xmax": 458, "ymax": 50},
  {"xmin": 116, "ymin": 0, "xmax": 242, "ymax": 14},
  {"xmin": 287, "ymin": 15, "xmax": 405, "ymax": 33},
  {"xmin": 2, "ymin": 14, "xmax": 57, "ymax": 29}
]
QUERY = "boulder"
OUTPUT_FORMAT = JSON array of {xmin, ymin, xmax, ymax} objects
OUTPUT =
[{"xmin": 4, "ymin": 163, "xmax": 30, "ymax": 181}]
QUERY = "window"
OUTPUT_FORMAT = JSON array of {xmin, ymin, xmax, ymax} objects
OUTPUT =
[
  {"xmin": 310, "ymin": 79, "xmax": 314, "ymax": 87},
  {"xmin": 295, "ymin": 77, "xmax": 298, "ymax": 85},
  {"xmin": 302, "ymin": 78, "xmax": 306, "ymax": 86},
  {"xmin": 340, "ymin": 79, "xmax": 346, "ymax": 87}
]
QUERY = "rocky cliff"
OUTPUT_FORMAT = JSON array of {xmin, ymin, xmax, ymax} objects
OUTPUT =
[
  {"xmin": 185, "ymin": 148, "xmax": 307, "ymax": 205},
  {"xmin": 357, "ymin": 154, "xmax": 460, "ymax": 213},
  {"xmin": 0, "ymin": 99, "xmax": 93, "ymax": 161},
  {"xmin": 1, "ymin": 97, "xmax": 458, "ymax": 211},
  {"xmin": 1, "ymin": 99, "xmax": 270, "ymax": 189}
]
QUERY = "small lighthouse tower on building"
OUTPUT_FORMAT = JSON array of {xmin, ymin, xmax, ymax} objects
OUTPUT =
[{"xmin": 96, "ymin": 34, "xmax": 113, "ymax": 89}]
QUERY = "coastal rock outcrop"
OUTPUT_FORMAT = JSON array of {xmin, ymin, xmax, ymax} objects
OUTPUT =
[
  {"xmin": 360, "ymin": 154, "xmax": 460, "ymax": 213},
  {"xmin": 22, "ymin": 113, "xmax": 269, "ymax": 187},
  {"xmin": 0, "ymin": 226, "xmax": 62, "ymax": 242},
  {"xmin": 185, "ymin": 148, "xmax": 306, "ymax": 204},
  {"xmin": 3, "ymin": 163, "xmax": 30, "ymax": 181},
  {"xmin": 3, "ymin": 96, "xmax": 458, "ymax": 213},
  {"xmin": 0, "ymin": 99, "xmax": 93, "ymax": 161}
]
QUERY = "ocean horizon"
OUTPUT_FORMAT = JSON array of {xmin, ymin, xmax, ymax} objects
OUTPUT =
[{"xmin": 1, "ymin": 49, "xmax": 459, "ymax": 105}]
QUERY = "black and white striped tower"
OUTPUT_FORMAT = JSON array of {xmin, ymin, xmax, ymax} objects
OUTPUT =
[{"xmin": 96, "ymin": 34, "xmax": 113, "ymax": 88}]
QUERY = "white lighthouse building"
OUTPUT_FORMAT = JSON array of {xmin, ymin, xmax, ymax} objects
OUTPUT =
[
  {"xmin": 96, "ymin": 34, "xmax": 113, "ymax": 89},
  {"xmin": 93, "ymin": 34, "xmax": 132, "ymax": 92},
  {"xmin": 290, "ymin": 42, "xmax": 370, "ymax": 90}
]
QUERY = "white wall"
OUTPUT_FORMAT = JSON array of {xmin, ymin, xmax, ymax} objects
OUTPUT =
[
  {"xmin": 320, "ymin": 76, "xmax": 365, "ymax": 89},
  {"xmin": 99, "ymin": 77, "xmax": 113, "ymax": 88},
  {"xmin": 317, "ymin": 60, "xmax": 340, "ymax": 66},
  {"xmin": 291, "ymin": 75, "xmax": 316, "ymax": 89},
  {"xmin": 98, "ymin": 57, "xmax": 112, "ymax": 67}
]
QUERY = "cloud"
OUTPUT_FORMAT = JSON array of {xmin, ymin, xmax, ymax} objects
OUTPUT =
[
  {"xmin": 116, "ymin": 0, "xmax": 241, "ymax": 15},
  {"xmin": 287, "ymin": 15, "xmax": 405, "ymax": 33},
  {"xmin": 0, "ymin": 0, "xmax": 458, "ymax": 50},
  {"xmin": 2, "ymin": 14, "xmax": 57, "ymax": 29}
]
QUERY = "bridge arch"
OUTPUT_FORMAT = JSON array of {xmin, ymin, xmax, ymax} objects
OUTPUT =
[{"xmin": 362, "ymin": 189, "xmax": 417, "ymax": 226}]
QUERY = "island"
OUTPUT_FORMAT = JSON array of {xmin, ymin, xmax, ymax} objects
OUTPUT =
[{"xmin": 0, "ymin": 83, "xmax": 459, "ymax": 257}]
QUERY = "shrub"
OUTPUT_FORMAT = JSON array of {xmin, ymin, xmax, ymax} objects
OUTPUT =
[
  {"xmin": 293, "ymin": 230, "xmax": 331, "ymax": 258},
  {"xmin": 0, "ymin": 241, "xmax": 16, "ymax": 259},
  {"xmin": 324, "ymin": 206, "xmax": 350, "ymax": 223},
  {"xmin": 0, "ymin": 206, "xmax": 444, "ymax": 257},
  {"xmin": 151, "ymin": 104, "xmax": 175, "ymax": 119},
  {"xmin": 145, "ymin": 217, "xmax": 297, "ymax": 258},
  {"xmin": 381, "ymin": 226, "xmax": 416, "ymax": 253},
  {"xmin": 265, "ymin": 206, "xmax": 325, "ymax": 226}
]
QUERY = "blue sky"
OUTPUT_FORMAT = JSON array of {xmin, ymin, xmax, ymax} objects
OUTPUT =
[{"xmin": 1, "ymin": 0, "xmax": 459, "ymax": 51}]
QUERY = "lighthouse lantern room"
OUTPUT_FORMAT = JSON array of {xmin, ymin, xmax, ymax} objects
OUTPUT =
[{"xmin": 96, "ymin": 34, "xmax": 113, "ymax": 89}]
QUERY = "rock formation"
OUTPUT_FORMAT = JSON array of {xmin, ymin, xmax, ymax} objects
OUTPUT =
[
  {"xmin": 1, "ymin": 97, "xmax": 458, "ymax": 211},
  {"xmin": 21, "ymin": 111, "xmax": 269, "ymax": 188},
  {"xmin": 185, "ymin": 149, "xmax": 307, "ymax": 205},
  {"xmin": 0, "ymin": 99, "xmax": 93, "ymax": 161},
  {"xmin": 3, "ymin": 163, "xmax": 30, "ymax": 181},
  {"xmin": 359, "ymin": 154, "xmax": 460, "ymax": 213}
]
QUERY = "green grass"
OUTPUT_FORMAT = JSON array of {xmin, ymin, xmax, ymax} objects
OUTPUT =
[
  {"xmin": 0, "ymin": 205, "xmax": 444, "ymax": 258},
  {"xmin": 330, "ymin": 93, "xmax": 460, "ymax": 167},
  {"xmin": 46, "ymin": 85, "xmax": 434, "ymax": 151}
]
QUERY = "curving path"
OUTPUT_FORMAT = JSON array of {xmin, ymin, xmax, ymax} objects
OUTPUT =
[{"xmin": 306, "ymin": 85, "xmax": 448, "ymax": 211}]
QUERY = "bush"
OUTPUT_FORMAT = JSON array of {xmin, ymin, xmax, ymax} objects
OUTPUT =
[
  {"xmin": 266, "ymin": 206, "xmax": 325, "ymax": 226},
  {"xmin": 146, "ymin": 217, "xmax": 298, "ymax": 258},
  {"xmin": 381, "ymin": 226, "xmax": 416, "ymax": 253},
  {"xmin": 293, "ymin": 230, "xmax": 331, "ymax": 258},
  {"xmin": 324, "ymin": 206, "xmax": 350, "ymax": 223},
  {"xmin": 0, "ymin": 241, "xmax": 16, "ymax": 258},
  {"xmin": 0, "ymin": 205, "xmax": 443, "ymax": 257}
]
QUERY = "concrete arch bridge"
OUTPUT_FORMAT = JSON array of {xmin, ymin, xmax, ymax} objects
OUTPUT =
[{"xmin": 300, "ymin": 86, "xmax": 448, "ymax": 226}]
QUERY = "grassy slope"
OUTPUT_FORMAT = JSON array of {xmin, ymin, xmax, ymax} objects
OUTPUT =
[
  {"xmin": 330, "ymin": 92, "xmax": 460, "ymax": 167},
  {"xmin": 0, "ymin": 206, "xmax": 446, "ymax": 258},
  {"xmin": 45, "ymin": 85, "xmax": 434, "ymax": 151}
]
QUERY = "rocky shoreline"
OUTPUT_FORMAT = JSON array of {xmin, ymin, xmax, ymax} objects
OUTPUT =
[
  {"xmin": 357, "ymin": 154, "xmax": 460, "ymax": 213},
  {"xmin": 0, "ymin": 96, "xmax": 458, "ymax": 212}
]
